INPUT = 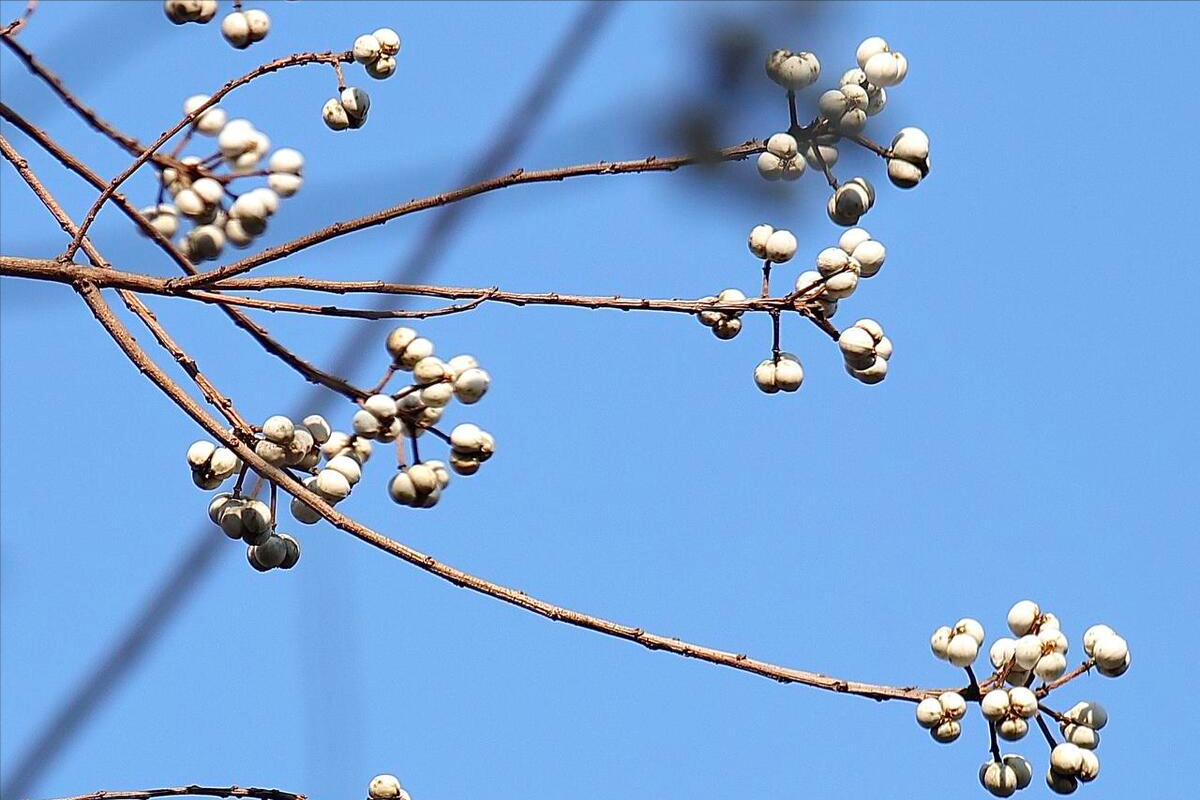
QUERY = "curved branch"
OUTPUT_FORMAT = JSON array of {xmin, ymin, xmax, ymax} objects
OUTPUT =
[{"xmin": 170, "ymin": 139, "xmax": 767, "ymax": 289}]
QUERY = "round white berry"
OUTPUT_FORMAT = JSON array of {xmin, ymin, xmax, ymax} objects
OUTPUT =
[
  {"xmin": 1007, "ymin": 600, "xmax": 1041, "ymax": 636},
  {"xmin": 290, "ymin": 495, "xmax": 322, "ymax": 525},
  {"xmin": 1013, "ymin": 635, "xmax": 1043, "ymax": 670},
  {"xmin": 1077, "ymin": 749, "xmax": 1100, "ymax": 782},
  {"xmin": 353, "ymin": 34, "xmax": 382, "ymax": 64},
  {"xmin": 766, "ymin": 132, "xmax": 798, "ymax": 160},
  {"xmin": 220, "ymin": 11, "xmax": 251, "ymax": 48},
  {"xmin": 1004, "ymin": 755, "xmax": 1033, "ymax": 790},
  {"xmin": 1066, "ymin": 701, "xmax": 1107, "ymax": 730},
  {"xmin": 454, "ymin": 368, "xmax": 490, "ymax": 403},
  {"xmin": 850, "ymin": 240, "xmax": 886, "ymax": 278},
  {"xmin": 838, "ymin": 325, "xmax": 876, "ymax": 369},
  {"xmin": 887, "ymin": 157, "xmax": 924, "ymax": 189},
  {"xmin": 1046, "ymin": 769, "xmax": 1078, "ymax": 795},
  {"xmin": 979, "ymin": 760, "xmax": 1019, "ymax": 798},
  {"xmin": 855, "ymin": 37, "xmax": 889, "ymax": 69},
  {"xmin": 262, "ymin": 415, "xmax": 295, "ymax": 444},
  {"xmin": 748, "ymin": 224, "xmax": 774, "ymax": 259},
  {"xmin": 322, "ymin": 98, "xmax": 350, "ymax": 131},
  {"xmin": 366, "ymin": 56, "xmax": 398, "ymax": 80},
  {"xmin": 254, "ymin": 534, "xmax": 288, "ymax": 569},
  {"xmin": 209, "ymin": 447, "xmax": 239, "ymax": 478},
  {"xmin": 930, "ymin": 625, "xmax": 953, "ymax": 660},
  {"xmin": 1008, "ymin": 687, "xmax": 1039, "ymax": 719},
  {"xmin": 930, "ymin": 720, "xmax": 961, "ymax": 744},
  {"xmin": 915, "ymin": 697, "xmax": 942, "ymax": 728},
  {"xmin": 947, "ymin": 634, "xmax": 979, "ymax": 667},
  {"xmin": 1034, "ymin": 652, "xmax": 1067, "ymax": 681},
  {"xmin": 1082, "ymin": 624, "xmax": 1115, "ymax": 657},
  {"xmin": 1050, "ymin": 743, "xmax": 1084, "ymax": 775},
  {"xmin": 187, "ymin": 440, "xmax": 216, "ymax": 468},
  {"xmin": 938, "ymin": 691, "xmax": 967, "ymax": 721},
  {"xmin": 1062, "ymin": 723, "xmax": 1100, "ymax": 750},
  {"xmin": 278, "ymin": 533, "xmax": 301, "ymax": 569},
  {"xmin": 774, "ymin": 357, "xmax": 803, "ymax": 392},
  {"xmin": 980, "ymin": 689, "xmax": 1010, "ymax": 721},
  {"xmin": 989, "ymin": 637, "xmax": 1016, "ymax": 669},
  {"xmin": 373, "ymin": 28, "xmax": 401, "ymax": 56},
  {"xmin": 996, "ymin": 717, "xmax": 1028, "ymax": 741},
  {"xmin": 756, "ymin": 151, "xmax": 784, "ymax": 181},
  {"xmin": 764, "ymin": 230, "xmax": 797, "ymax": 263},
  {"xmin": 315, "ymin": 467, "xmax": 352, "ymax": 501}
]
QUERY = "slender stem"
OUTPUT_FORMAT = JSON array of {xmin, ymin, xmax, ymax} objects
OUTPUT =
[
  {"xmin": 988, "ymin": 720, "xmax": 1002, "ymax": 762},
  {"xmin": 1036, "ymin": 714, "xmax": 1058, "ymax": 748},
  {"xmin": 786, "ymin": 90, "xmax": 798, "ymax": 128},
  {"xmin": 269, "ymin": 481, "xmax": 278, "ymax": 523}
]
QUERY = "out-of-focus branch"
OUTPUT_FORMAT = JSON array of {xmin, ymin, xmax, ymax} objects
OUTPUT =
[
  {"xmin": 0, "ymin": 32, "xmax": 180, "ymax": 168},
  {"xmin": 32, "ymin": 786, "xmax": 309, "ymax": 800},
  {"xmin": 0, "ymin": 0, "xmax": 38, "ymax": 36},
  {"xmin": 172, "ymin": 139, "xmax": 767, "ymax": 289}
]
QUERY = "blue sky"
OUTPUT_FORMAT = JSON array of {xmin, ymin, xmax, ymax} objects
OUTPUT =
[{"xmin": 2, "ymin": 2, "xmax": 1198, "ymax": 798}]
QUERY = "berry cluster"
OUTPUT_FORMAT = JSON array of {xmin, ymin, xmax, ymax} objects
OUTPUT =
[
  {"xmin": 914, "ymin": 600, "xmax": 1130, "ymax": 796},
  {"xmin": 837, "ymin": 319, "xmax": 892, "ymax": 384},
  {"xmin": 760, "ymin": 36, "xmax": 930, "ymax": 227},
  {"xmin": 323, "ymin": 28, "xmax": 401, "ymax": 131},
  {"xmin": 186, "ymin": 440, "xmax": 240, "ymax": 489},
  {"xmin": 210, "ymin": 493, "xmax": 300, "ymax": 571},
  {"xmin": 183, "ymin": 328, "xmax": 496, "ymax": 557},
  {"xmin": 163, "ymin": 1, "xmax": 271, "ymax": 50},
  {"xmin": 139, "ymin": 100, "xmax": 304, "ymax": 261},
  {"xmin": 353, "ymin": 28, "xmax": 402, "ymax": 80}
]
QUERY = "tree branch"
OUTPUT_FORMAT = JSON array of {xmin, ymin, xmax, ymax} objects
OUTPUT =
[
  {"xmin": 170, "ymin": 140, "xmax": 767, "ymax": 289},
  {"xmin": 31, "ymin": 786, "xmax": 308, "ymax": 800}
]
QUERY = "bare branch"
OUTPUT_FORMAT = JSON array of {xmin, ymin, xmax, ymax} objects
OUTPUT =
[
  {"xmin": 170, "ymin": 139, "xmax": 767, "ymax": 289},
  {"xmin": 32, "ymin": 786, "xmax": 308, "ymax": 800}
]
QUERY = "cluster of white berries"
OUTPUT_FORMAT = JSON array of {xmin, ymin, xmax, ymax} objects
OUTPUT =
[
  {"xmin": 915, "ymin": 600, "xmax": 1129, "ymax": 796},
  {"xmin": 220, "ymin": 8, "xmax": 270, "ymax": 49},
  {"xmin": 187, "ymin": 434, "xmax": 301, "ymax": 572},
  {"xmin": 186, "ymin": 439, "xmax": 241, "ymax": 489},
  {"xmin": 368, "ymin": 774, "xmax": 411, "ymax": 800},
  {"xmin": 836, "ymin": 318, "xmax": 892, "ymax": 384},
  {"xmin": 139, "ymin": 99, "xmax": 303, "ymax": 260},
  {"xmin": 163, "ymin": 0, "xmax": 217, "ymax": 25},
  {"xmin": 353, "ymin": 28, "xmax": 402, "ymax": 80},
  {"xmin": 341, "ymin": 327, "xmax": 494, "ymax": 509},
  {"xmin": 759, "ymin": 37, "xmax": 930, "ymax": 225},
  {"xmin": 323, "ymin": 28, "xmax": 400, "ymax": 131},
  {"xmin": 163, "ymin": 2, "xmax": 271, "ymax": 50},
  {"xmin": 887, "ymin": 127, "xmax": 930, "ymax": 189},
  {"xmin": 695, "ymin": 288, "xmax": 747, "ymax": 340},
  {"xmin": 209, "ymin": 493, "xmax": 300, "ymax": 571},
  {"xmin": 794, "ymin": 226, "xmax": 886, "ymax": 318}
]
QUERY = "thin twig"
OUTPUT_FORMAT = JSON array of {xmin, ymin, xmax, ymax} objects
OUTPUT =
[{"xmin": 170, "ymin": 139, "xmax": 767, "ymax": 288}]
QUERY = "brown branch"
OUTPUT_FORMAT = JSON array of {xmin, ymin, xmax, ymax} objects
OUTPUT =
[
  {"xmin": 0, "ymin": 102, "xmax": 369, "ymax": 401},
  {"xmin": 170, "ymin": 139, "xmax": 767, "ymax": 289},
  {"xmin": 63, "ymin": 49, "xmax": 355, "ymax": 260},
  {"xmin": 33, "ymin": 786, "xmax": 308, "ymax": 800},
  {"xmin": 0, "ymin": 134, "xmax": 254, "ymax": 437},
  {"xmin": 0, "ymin": 257, "xmax": 831, "ymax": 320},
  {"xmin": 0, "ymin": 0, "xmax": 37, "ymax": 37}
]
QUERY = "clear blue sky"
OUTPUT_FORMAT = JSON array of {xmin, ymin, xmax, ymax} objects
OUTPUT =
[{"xmin": 2, "ymin": 2, "xmax": 1197, "ymax": 798}]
